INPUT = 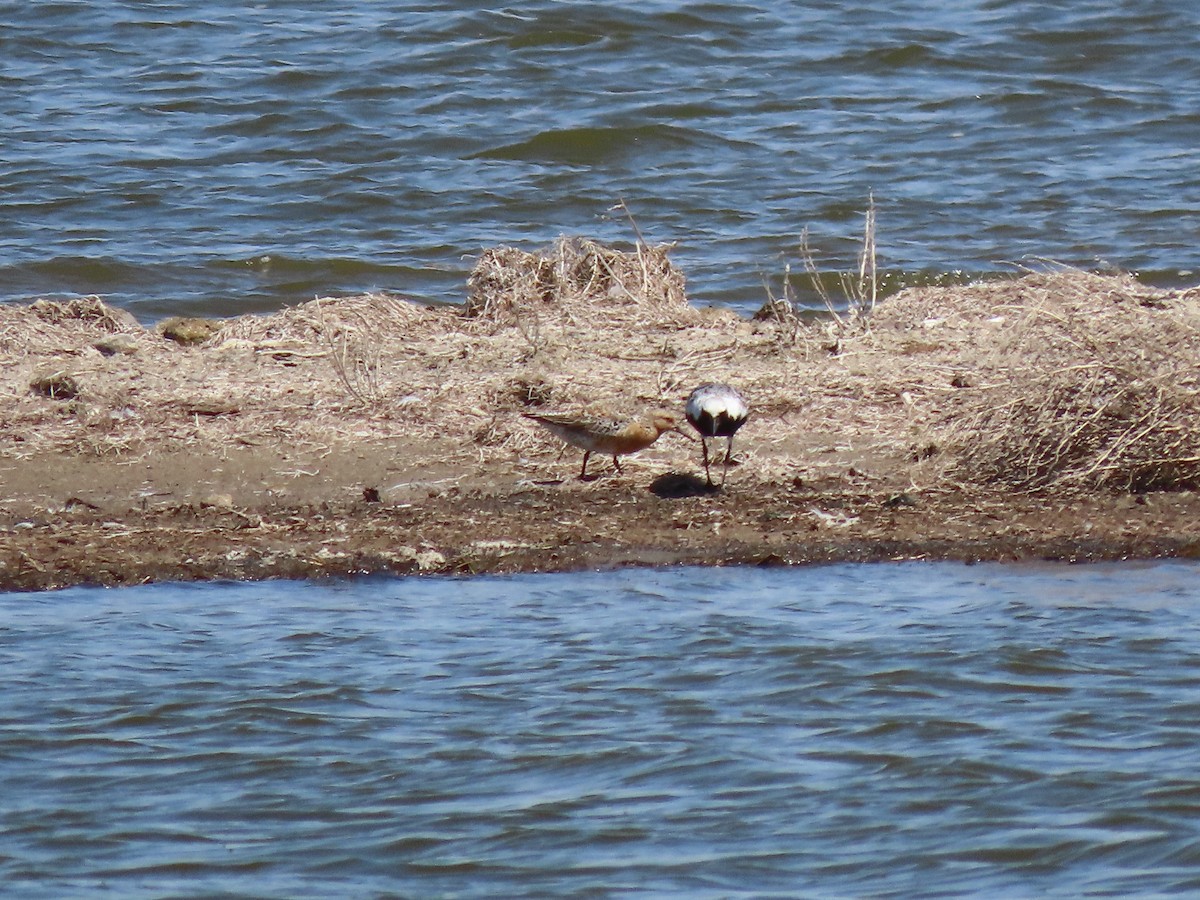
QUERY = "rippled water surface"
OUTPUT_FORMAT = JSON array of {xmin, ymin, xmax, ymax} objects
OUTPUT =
[
  {"xmin": 4, "ymin": 561, "xmax": 1200, "ymax": 896},
  {"xmin": 3, "ymin": 1, "xmax": 1200, "ymax": 318}
]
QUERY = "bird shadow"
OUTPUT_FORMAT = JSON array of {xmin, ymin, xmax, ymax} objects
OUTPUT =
[{"xmin": 649, "ymin": 472, "xmax": 721, "ymax": 498}]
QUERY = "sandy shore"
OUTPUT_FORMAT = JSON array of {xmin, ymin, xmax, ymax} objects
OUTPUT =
[{"xmin": 4, "ymin": 240, "xmax": 1200, "ymax": 591}]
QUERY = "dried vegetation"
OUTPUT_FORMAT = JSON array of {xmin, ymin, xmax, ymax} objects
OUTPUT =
[
  {"xmin": 922, "ymin": 269, "xmax": 1200, "ymax": 492},
  {"xmin": 3, "ymin": 242, "xmax": 1200, "ymax": 498}
]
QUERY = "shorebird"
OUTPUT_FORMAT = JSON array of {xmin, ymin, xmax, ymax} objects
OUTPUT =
[
  {"xmin": 524, "ymin": 408, "xmax": 685, "ymax": 480},
  {"xmin": 685, "ymin": 382, "xmax": 749, "ymax": 486}
]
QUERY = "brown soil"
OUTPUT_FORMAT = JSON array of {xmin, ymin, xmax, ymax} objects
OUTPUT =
[{"xmin": 4, "ymin": 240, "xmax": 1200, "ymax": 591}]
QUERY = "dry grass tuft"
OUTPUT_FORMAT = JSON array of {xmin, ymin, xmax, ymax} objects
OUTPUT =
[
  {"xmin": 217, "ymin": 292, "xmax": 435, "ymax": 345},
  {"xmin": 931, "ymin": 268, "xmax": 1200, "ymax": 491},
  {"xmin": 465, "ymin": 236, "xmax": 687, "ymax": 325},
  {"xmin": 30, "ymin": 296, "xmax": 141, "ymax": 332},
  {"xmin": 954, "ymin": 371, "xmax": 1200, "ymax": 492}
]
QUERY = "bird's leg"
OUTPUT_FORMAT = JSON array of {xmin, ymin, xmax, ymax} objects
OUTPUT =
[
  {"xmin": 700, "ymin": 437, "xmax": 714, "ymax": 486},
  {"xmin": 612, "ymin": 455, "xmax": 623, "ymax": 474},
  {"xmin": 720, "ymin": 436, "xmax": 734, "ymax": 486},
  {"xmin": 580, "ymin": 450, "xmax": 591, "ymax": 480}
]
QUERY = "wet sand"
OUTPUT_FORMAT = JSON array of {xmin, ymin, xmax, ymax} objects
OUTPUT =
[{"xmin": 4, "ymin": 444, "xmax": 1200, "ymax": 591}]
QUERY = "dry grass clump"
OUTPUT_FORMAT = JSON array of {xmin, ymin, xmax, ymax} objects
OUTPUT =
[
  {"xmin": 465, "ymin": 237, "xmax": 687, "ymax": 324},
  {"xmin": 217, "ymin": 292, "xmax": 436, "ymax": 345},
  {"xmin": 29, "ymin": 296, "xmax": 140, "ymax": 332},
  {"xmin": 0, "ymin": 295, "xmax": 142, "ymax": 357},
  {"xmin": 937, "ymin": 269, "xmax": 1200, "ymax": 492},
  {"xmin": 215, "ymin": 293, "xmax": 448, "ymax": 409},
  {"xmin": 955, "ymin": 371, "xmax": 1200, "ymax": 492}
]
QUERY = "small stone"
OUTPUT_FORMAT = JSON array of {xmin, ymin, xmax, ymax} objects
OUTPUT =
[
  {"xmin": 178, "ymin": 399, "xmax": 240, "ymax": 417},
  {"xmin": 158, "ymin": 316, "xmax": 223, "ymax": 345},
  {"xmin": 94, "ymin": 334, "xmax": 140, "ymax": 356}
]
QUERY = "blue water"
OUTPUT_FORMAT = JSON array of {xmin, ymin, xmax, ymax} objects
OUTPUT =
[
  {"xmin": 4, "ymin": 561, "xmax": 1200, "ymax": 896},
  {"xmin": 3, "ymin": 1, "xmax": 1199, "ymax": 318}
]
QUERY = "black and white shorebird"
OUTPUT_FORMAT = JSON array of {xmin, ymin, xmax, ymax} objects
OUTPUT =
[{"xmin": 685, "ymin": 382, "xmax": 749, "ymax": 487}]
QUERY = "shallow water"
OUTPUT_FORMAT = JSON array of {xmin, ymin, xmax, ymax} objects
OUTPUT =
[
  {"xmin": 4, "ymin": 561, "xmax": 1200, "ymax": 896},
  {"xmin": 3, "ymin": 2, "xmax": 1199, "ymax": 319}
]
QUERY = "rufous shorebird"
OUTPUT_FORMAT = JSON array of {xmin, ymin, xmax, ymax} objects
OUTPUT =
[
  {"xmin": 524, "ymin": 408, "xmax": 685, "ymax": 479},
  {"xmin": 685, "ymin": 382, "xmax": 749, "ymax": 486}
]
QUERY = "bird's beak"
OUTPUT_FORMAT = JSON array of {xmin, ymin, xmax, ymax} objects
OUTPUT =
[{"xmin": 673, "ymin": 425, "xmax": 698, "ymax": 442}]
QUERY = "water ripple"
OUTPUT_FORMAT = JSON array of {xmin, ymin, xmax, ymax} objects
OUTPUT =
[{"xmin": 3, "ymin": 562, "xmax": 1200, "ymax": 894}]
